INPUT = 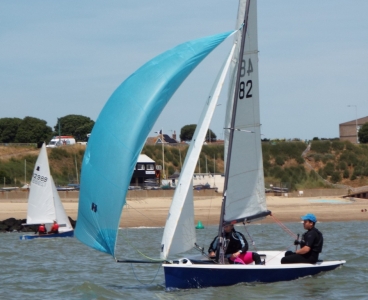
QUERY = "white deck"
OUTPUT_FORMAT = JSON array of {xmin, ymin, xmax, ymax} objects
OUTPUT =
[{"xmin": 164, "ymin": 251, "xmax": 346, "ymax": 270}]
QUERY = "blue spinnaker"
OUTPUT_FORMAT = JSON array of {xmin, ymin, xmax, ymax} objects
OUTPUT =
[{"xmin": 75, "ymin": 31, "xmax": 234, "ymax": 256}]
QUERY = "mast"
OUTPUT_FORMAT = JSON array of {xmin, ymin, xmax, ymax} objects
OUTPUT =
[{"xmin": 216, "ymin": 0, "xmax": 251, "ymax": 264}]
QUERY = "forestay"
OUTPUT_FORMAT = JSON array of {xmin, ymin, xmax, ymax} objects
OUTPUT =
[
  {"xmin": 223, "ymin": 0, "xmax": 268, "ymax": 223},
  {"xmin": 161, "ymin": 43, "xmax": 237, "ymax": 259},
  {"xmin": 75, "ymin": 31, "xmax": 235, "ymax": 257}
]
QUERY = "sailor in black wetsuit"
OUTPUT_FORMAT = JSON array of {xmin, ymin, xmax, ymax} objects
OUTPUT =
[
  {"xmin": 208, "ymin": 224, "xmax": 262, "ymax": 265},
  {"xmin": 281, "ymin": 213, "xmax": 323, "ymax": 264}
]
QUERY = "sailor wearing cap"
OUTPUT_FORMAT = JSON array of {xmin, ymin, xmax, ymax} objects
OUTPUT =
[{"xmin": 281, "ymin": 213, "xmax": 324, "ymax": 264}]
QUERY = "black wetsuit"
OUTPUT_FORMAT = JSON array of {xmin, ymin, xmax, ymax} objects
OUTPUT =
[
  {"xmin": 209, "ymin": 230, "xmax": 261, "ymax": 264},
  {"xmin": 281, "ymin": 227, "xmax": 323, "ymax": 264}
]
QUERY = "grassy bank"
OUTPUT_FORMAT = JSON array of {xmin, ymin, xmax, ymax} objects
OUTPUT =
[{"xmin": 0, "ymin": 140, "xmax": 367, "ymax": 190}]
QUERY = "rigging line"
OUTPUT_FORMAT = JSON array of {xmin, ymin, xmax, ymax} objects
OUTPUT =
[
  {"xmin": 242, "ymin": 223, "xmax": 257, "ymax": 252},
  {"xmin": 205, "ymin": 187, "xmax": 217, "ymax": 228},
  {"xmin": 270, "ymin": 214, "xmax": 298, "ymax": 239},
  {"xmin": 265, "ymin": 242, "xmax": 295, "ymax": 264},
  {"xmin": 123, "ymin": 201, "xmax": 163, "ymax": 227},
  {"xmin": 118, "ymin": 204, "xmax": 164, "ymax": 261},
  {"xmin": 119, "ymin": 229, "xmax": 165, "ymax": 262},
  {"xmin": 129, "ymin": 263, "xmax": 162, "ymax": 286}
]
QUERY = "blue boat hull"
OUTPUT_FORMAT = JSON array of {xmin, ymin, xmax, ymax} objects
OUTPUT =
[
  {"xmin": 164, "ymin": 259, "xmax": 345, "ymax": 289},
  {"xmin": 20, "ymin": 230, "xmax": 74, "ymax": 240}
]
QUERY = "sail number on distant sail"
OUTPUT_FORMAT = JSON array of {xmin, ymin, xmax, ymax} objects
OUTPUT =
[
  {"xmin": 239, "ymin": 58, "xmax": 253, "ymax": 99},
  {"xmin": 32, "ymin": 173, "xmax": 48, "ymax": 187}
]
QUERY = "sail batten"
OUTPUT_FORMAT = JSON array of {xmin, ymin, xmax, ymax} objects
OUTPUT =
[{"xmin": 75, "ymin": 31, "xmax": 235, "ymax": 257}]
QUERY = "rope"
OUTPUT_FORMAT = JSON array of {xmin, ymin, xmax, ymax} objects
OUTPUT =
[
  {"xmin": 270, "ymin": 213, "xmax": 298, "ymax": 239},
  {"xmin": 242, "ymin": 222, "xmax": 257, "ymax": 251},
  {"xmin": 129, "ymin": 263, "xmax": 162, "ymax": 286},
  {"xmin": 265, "ymin": 242, "xmax": 296, "ymax": 264},
  {"xmin": 240, "ymin": 214, "xmax": 300, "ymax": 264},
  {"xmin": 119, "ymin": 230, "xmax": 165, "ymax": 262},
  {"xmin": 124, "ymin": 202, "xmax": 163, "ymax": 227}
]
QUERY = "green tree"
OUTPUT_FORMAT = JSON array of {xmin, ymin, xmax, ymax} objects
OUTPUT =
[
  {"xmin": 205, "ymin": 129, "xmax": 217, "ymax": 142},
  {"xmin": 54, "ymin": 115, "xmax": 94, "ymax": 140},
  {"xmin": 0, "ymin": 117, "xmax": 22, "ymax": 143},
  {"xmin": 15, "ymin": 117, "xmax": 52, "ymax": 144},
  {"xmin": 180, "ymin": 124, "xmax": 216, "ymax": 142},
  {"xmin": 180, "ymin": 124, "xmax": 196, "ymax": 141},
  {"xmin": 358, "ymin": 122, "xmax": 368, "ymax": 144}
]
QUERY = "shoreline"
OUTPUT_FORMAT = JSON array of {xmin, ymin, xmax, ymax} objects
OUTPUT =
[{"xmin": 1, "ymin": 195, "xmax": 367, "ymax": 227}]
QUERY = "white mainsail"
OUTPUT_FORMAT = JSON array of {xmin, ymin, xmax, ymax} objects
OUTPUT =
[
  {"xmin": 26, "ymin": 143, "xmax": 57, "ymax": 224},
  {"xmin": 26, "ymin": 143, "xmax": 73, "ymax": 231},
  {"xmin": 224, "ymin": 0, "xmax": 247, "ymax": 167},
  {"xmin": 223, "ymin": 0, "xmax": 268, "ymax": 222},
  {"xmin": 160, "ymin": 44, "xmax": 236, "ymax": 259}
]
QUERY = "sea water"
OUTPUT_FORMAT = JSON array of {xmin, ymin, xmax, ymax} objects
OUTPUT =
[{"xmin": 1, "ymin": 221, "xmax": 367, "ymax": 299}]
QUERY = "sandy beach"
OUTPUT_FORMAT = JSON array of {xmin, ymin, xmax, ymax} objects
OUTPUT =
[{"xmin": 1, "ymin": 195, "xmax": 367, "ymax": 227}]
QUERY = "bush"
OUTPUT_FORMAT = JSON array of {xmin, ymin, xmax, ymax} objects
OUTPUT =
[
  {"xmin": 313, "ymin": 154, "xmax": 322, "ymax": 162},
  {"xmin": 311, "ymin": 141, "xmax": 330, "ymax": 154},
  {"xmin": 323, "ymin": 162, "xmax": 335, "ymax": 176},
  {"xmin": 343, "ymin": 169, "xmax": 350, "ymax": 178},
  {"xmin": 318, "ymin": 168, "xmax": 327, "ymax": 179},
  {"xmin": 263, "ymin": 160, "xmax": 271, "ymax": 169},
  {"xmin": 331, "ymin": 141, "xmax": 345, "ymax": 151},
  {"xmin": 339, "ymin": 151, "xmax": 358, "ymax": 167},
  {"xmin": 308, "ymin": 170, "xmax": 319, "ymax": 181},
  {"xmin": 330, "ymin": 171, "xmax": 341, "ymax": 183},
  {"xmin": 344, "ymin": 141, "xmax": 354, "ymax": 151},
  {"xmin": 168, "ymin": 165, "xmax": 175, "ymax": 176},
  {"xmin": 295, "ymin": 156, "xmax": 304, "ymax": 164},
  {"xmin": 338, "ymin": 161, "xmax": 347, "ymax": 171},
  {"xmin": 322, "ymin": 154, "xmax": 334, "ymax": 163},
  {"xmin": 275, "ymin": 156, "xmax": 284, "ymax": 166},
  {"xmin": 49, "ymin": 148, "xmax": 70, "ymax": 160}
]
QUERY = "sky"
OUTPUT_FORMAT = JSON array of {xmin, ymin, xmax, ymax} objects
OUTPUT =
[{"xmin": 1, "ymin": 0, "xmax": 367, "ymax": 141}]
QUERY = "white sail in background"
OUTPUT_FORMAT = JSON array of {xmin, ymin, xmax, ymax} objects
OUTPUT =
[
  {"xmin": 224, "ymin": 0, "xmax": 268, "ymax": 222},
  {"xmin": 160, "ymin": 44, "xmax": 236, "ymax": 259},
  {"xmin": 26, "ymin": 143, "xmax": 57, "ymax": 224},
  {"xmin": 26, "ymin": 143, "xmax": 73, "ymax": 232},
  {"xmin": 51, "ymin": 177, "xmax": 73, "ymax": 232}
]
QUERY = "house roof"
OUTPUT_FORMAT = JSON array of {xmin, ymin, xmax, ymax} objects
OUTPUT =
[
  {"xmin": 168, "ymin": 170, "xmax": 180, "ymax": 179},
  {"xmin": 137, "ymin": 154, "xmax": 155, "ymax": 163},
  {"xmin": 160, "ymin": 134, "xmax": 177, "ymax": 144},
  {"xmin": 339, "ymin": 116, "xmax": 368, "ymax": 126},
  {"xmin": 146, "ymin": 134, "xmax": 178, "ymax": 145}
]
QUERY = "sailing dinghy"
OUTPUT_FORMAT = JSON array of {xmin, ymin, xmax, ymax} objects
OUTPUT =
[
  {"xmin": 20, "ymin": 143, "xmax": 74, "ymax": 240},
  {"xmin": 162, "ymin": 0, "xmax": 344, "ymax": 289},
  {"xmin": 75, "ymin": 0, "xmax": 344, "ymax": 289}
]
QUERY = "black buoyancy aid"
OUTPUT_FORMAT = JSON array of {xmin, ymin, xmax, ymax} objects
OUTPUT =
[{"xmin": 313, "ymin": 228, "xmax": 323, "ymax": 253}]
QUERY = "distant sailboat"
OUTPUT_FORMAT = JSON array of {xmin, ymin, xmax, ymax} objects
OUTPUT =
[
  {"xmin": 75, "ymin": 0, "xmax": 344, "ymax": 289},
  {"xmin": 20, "ymin": 143, "xmax": 74, "ymax": 240}
]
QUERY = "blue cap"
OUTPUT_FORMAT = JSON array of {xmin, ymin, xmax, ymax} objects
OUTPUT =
[{"xmin": 301, "ymin": 213, "xmax": 317, "ymax": 223}]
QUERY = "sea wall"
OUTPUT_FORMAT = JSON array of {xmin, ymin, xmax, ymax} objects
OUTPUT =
[
  {"xmin": 0, "ymin": 188, "xmax": 351, "ymax": 202},
  {"xmin": 0, "ymin": 188, "xmax": 219, "ymax": 201}
]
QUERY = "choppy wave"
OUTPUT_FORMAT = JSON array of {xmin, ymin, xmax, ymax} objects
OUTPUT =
[{"xmin": 0, "ymin": 221, "xmax": 366, "ymax": 299}]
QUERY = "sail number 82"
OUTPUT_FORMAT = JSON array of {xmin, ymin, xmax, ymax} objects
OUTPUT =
[
  {"xmin": 239, "ymin": 58, "xmax": 253, "ymax": 99},
  {"xmin": 239, "ymin": 80, "xmax": 252, "ymax": 99}
]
